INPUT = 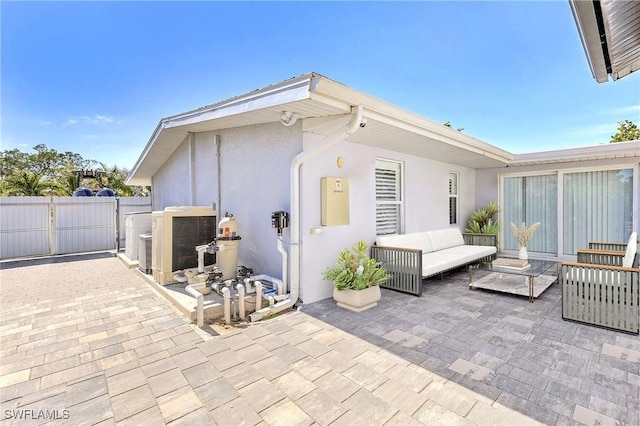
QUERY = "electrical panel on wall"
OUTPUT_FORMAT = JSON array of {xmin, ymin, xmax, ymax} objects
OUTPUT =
[{"xmin": 321, "ymin": 177, "xmax": 349, "ymax": 226}]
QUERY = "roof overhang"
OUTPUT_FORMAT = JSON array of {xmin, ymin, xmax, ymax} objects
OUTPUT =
[
  {"xmin": 127, "ymin": 73, "xmax": 514, "ymax": 186},
  {"xmin": 510, "ymin": 140, "xmax": 640, "ymax": 166},
  {"xmin": 569, "ymin": 0, "xmax": 640, "ymax": 83}
]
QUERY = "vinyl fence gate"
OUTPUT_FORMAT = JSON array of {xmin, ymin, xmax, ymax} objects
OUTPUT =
[{"xmin": 0, "ymin": 197, "xmax": 152, "ymax": 260}]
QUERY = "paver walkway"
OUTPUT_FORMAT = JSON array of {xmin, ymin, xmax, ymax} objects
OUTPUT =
[
  {"xmin": 0, "ymin": 254, "xmax": 543, "ymax": 425},
  {"xmin": 303, "ymin": 271, "xmax": 640, "ymax": 426}
]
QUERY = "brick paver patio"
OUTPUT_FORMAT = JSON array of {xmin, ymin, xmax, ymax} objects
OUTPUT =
[
  {"xmin": 303, "ymin": 271, "xmax": 640, "ymax": 426},
  {"xmin": 0, "ymin": 254, "xmax": 637, "ymax": 425}
]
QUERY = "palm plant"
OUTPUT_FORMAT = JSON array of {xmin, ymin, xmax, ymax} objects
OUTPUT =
[
  {"xmin": 1, "ymin": 171, "xmax": 57, "ymax": 196},
  {"xmin": 465, "ymin": 201, "xmax": 500, "ymax": 234}
]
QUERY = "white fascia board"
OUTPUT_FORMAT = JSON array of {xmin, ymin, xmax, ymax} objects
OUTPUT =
[
  {"xmin": 127, "ymin": 74, "xmax": 316, "ymax": 184},
  {"xmin": 512, "ymin": 140, "xmax": 640, "ymax": 164},
  {"xmin": 164, "ymin": 77, "xmax": 314, "ymax": 128},
  {"xmin": 569, "ymin": 0, "xmax": 610, "ymax": 83},
  {"xmin": 310, "ymin": 78, "xmax": 514, "ymax": 164}
]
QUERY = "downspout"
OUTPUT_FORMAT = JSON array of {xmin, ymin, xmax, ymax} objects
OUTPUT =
[
  {"xmin": 249, "ymin": 105, "xmax": 364, "ymax": 321},
  {"xmin": 189, "ymin": 133, "xmax": 195, "ymax": 205},
  {"xmin": 214, "ymin": 134, "xmax": 222, "ymax": 214}
]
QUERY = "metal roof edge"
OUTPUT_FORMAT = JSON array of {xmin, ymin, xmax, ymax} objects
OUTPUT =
[{"xmin": 511, "ymin": 140, "xmax": 640, "ymax": 165}]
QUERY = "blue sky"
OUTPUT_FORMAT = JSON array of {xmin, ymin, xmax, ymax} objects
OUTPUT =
[{"xmin": 2, "ymin": 1, "xmax": 639, "ymax": 169}]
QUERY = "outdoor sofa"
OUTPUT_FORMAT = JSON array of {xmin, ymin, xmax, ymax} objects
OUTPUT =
[{"xmin": 371, "ymin": 228, "xmax": 497, "ymax": 296}]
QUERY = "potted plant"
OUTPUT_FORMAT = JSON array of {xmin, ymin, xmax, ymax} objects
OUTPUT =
[
  {"xmin": 510, "ymin": 222, "xmax": 540, "ymax": 260},
  {"xmin": 465, "ymin": 201, "xmax": 500, "ymax": 248},
  {"xmin": 322, "ymin": 241, "xmax": 389, "ymax": 312}
]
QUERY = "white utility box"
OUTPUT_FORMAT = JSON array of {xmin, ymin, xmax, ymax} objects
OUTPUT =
[{"xmin": 124, "ymin": 212, "xmax": 152, "ymax": 261}]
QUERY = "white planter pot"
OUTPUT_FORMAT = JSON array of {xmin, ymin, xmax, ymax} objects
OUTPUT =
[{"xmin": 333, "ymin": 286, "xmax": 381, "ymax": 312}]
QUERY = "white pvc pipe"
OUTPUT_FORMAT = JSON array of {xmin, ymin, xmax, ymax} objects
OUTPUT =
[
  {"xmin": 249, "ymin": 105, "xmax": 364, "ymax": 322},
  {"xmin": 255, "ymin": 281, "xmax": 263, "ymax": 310},
  {"xmin": 277, "ymin": 236, "xmax": 288, "ymax": 292},
  {"xmin": 237, "ymin": 284, "xmax": 245, "ymax": 320},
  {"xmin": 185, "ymin": 284, "xmax": 204, "ymax": 327},
  {"xmin": 221, "ymin": 287, "xmax": 231, "ymax": 324},
  {"xmin": 251, "ymin": 274, "xmax": 284, "ymax": 296},
  {"xmin": 289, "ymin": 106, "xmax": 363, "ymax": 300}
]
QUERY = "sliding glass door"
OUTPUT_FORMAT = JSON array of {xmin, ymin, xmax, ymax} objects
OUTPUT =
[
  {"xmin": 503, "ymin": 174, "xmax": 558, "ymax": 253},
  {"xmin": 563, "ymin": 169, "xmax": 633, "ymax": 255},
  {"xmin": 502, "ymin": 167, "xmax": 634, "ymax": 257}
]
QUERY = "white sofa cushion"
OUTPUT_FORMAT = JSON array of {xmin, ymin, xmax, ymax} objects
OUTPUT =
[
  {"xmin": 623, "ymin": 231, "xmax": 638, "ymax": 268},
  {"xmin": 427, "ymin": 229, "xmax": 465, "ymax": 251},
  {"xmin": 422, "ymin": 245, "xmax": 496, "ymax": 277},
  {"xmin": 376, "ymin": 232, "xmax": 433, "ymax": 254}
]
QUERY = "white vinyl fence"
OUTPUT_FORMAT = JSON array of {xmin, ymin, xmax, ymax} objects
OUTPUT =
[{"xmin": 0, "ymin": 197, "xmax": 151, "ymax": 260}]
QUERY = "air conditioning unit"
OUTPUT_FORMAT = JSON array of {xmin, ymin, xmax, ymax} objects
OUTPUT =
[
  {"xmin": 138, "ymin": 233, "xmax": 152, "ymax": 274},
  {"xmin": 124, "ymin": 212, "xmax": 152, "ymax": 261},
  {"xmin": 152, "ymin": 206, "xmax": 217, "ymax": 285}
]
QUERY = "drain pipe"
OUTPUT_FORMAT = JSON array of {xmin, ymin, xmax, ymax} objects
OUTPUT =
[
  {"xmin": 255, "ymin": 281, "xmax": 263, "ymax": 310},
  {"xmin": 185, "ymin": 285, "xmax": 204, "ymax": 327},
  {"xmin": 249, "ymin": 105, "xmax": 364, "ymax": 322},
  {"xmin": 221, "ymin": 287, "xmax": 231, "ymax": 324},
  {"xmin": 277, "ymin": 236, "xmax": 287, "ymax": 293},
  {"xmin": 237, "ymin": 284, "xmax": 245, "ymax": 320}
]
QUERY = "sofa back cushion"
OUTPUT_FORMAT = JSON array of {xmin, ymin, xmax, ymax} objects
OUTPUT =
[
  {"xmin": 427, "ymin": 229, "xmax": 465, "ymax": 251},
  {"xmin": 622, "ymin": 231, "xmax": 638, "ymax": 268},
  {"xmin": 376, "ymin": 232, "xmax": 433, "ymax": 253}
]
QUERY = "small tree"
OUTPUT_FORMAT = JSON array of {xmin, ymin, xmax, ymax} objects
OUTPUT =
[{"xmin": 610, "ymin": 120, "xmax": 640, "ymax": 142}]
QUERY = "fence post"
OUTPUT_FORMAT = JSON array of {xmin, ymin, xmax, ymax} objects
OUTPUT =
[
  {"xmin": 49, "ymin": 197, "xmax": 56, "ymax": 255},
  {"xmin": 115, "ymin": 197, "xmax": 120, "ymax": 252}
]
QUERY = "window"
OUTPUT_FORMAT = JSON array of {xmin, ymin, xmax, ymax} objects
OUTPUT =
[
  {"xmin": 449, "ymin": 172, "xmax": 458, "ymax": 225},
  {"xmin": 375, "ymin": 159, "xmax": 403, "ymax": 235}
]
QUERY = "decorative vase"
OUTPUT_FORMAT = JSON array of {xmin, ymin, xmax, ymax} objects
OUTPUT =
[
  {"xmin": 332, "ymin": 286, "xmax": 381, "ymax": 312},
  {"xmin": 519, "ymin": 246, "xmax": 528, "ymax": 260}
]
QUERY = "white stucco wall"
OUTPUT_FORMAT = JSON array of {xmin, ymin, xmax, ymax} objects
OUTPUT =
[
  {"xmin": 150, "ymin": 121, "xmax": 479, "ymax": 304},
  {"xmin": 193, "ymin": 132, "xmax": 216, "ymax": 207},
  {"xmin": 299, "ymin": 133, "xmax": 477, "ymax": 304},
  {"xmin": 152, "ymin": 136, "xmax": 191, "ymax": 209},
  {"xmin": 215, "ymin": 122, "xmax": 302, "ymax": 278},
  {"xmin": 150, "ymin": 122, "xmax": 303, "ymax": 280}
]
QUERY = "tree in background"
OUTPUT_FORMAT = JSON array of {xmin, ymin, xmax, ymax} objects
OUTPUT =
[
  {"xmin": 2, "ymin": 170, "xmax": 58, "ymax": 196},
  {"xmin": 610, "ymin": 120, "xmax": 640, "ymax": 142},
  {"xmin": 0, "ymin": 144, "xmax": 148, "ymax": 196}
]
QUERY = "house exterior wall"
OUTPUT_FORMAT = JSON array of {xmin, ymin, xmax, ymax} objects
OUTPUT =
[
  {"xmin": 150, "ymin": 121, "xmax": 303, "ymax": 280},
  {"xmin": 299, "ymin": 133, "xmax": 477, "ymax": 304},
  {"xmin": 215, "ymin": 121, "xmax": 302, "ymax": 278},
  {"xmin": 476, "ymin": 157, "xmax": 640, "ymax": 256},
  {"xmin": 152, "ymin": 137, "xmax": 191, "ymax": 209}
]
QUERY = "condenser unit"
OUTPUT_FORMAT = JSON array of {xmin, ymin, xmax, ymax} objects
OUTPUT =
[
  {"xmin": 124, "ymin": 212, "xmax": 152, "ymax": 261},
  {"xmin": 152, "ymin": 206, "xmax": 217, "ymax": 285}
]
